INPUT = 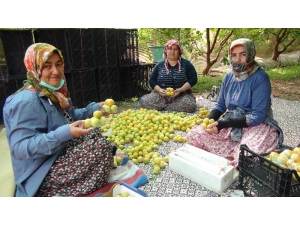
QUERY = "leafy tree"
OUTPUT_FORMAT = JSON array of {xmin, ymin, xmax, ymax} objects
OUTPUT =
[
  {"xmin": 258, "ymin": 28, "xmax": 300, "ymax": 61},
  {"xmin": 201, "ymin": 28, "xmax": 233, "ymax": 75},
  {"xmin": 268, "ymin": 28, "xmax": 300, "ymax": 61}
]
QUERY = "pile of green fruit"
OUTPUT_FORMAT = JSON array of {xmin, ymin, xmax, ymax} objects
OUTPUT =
[
  {"xmin": 266, "ymin": 147, "xmax": 300, "ymax": 179},
  {"xmin": 102, "ymin": 98, "xmax": 118, "ymax": 114},
  {"xmin": 83, "ymin": 110, "xmax": 106, "ymax": 128},
  {"xmin": 83, "ymin": 99, "xmax": 117, "ymax": 128}
]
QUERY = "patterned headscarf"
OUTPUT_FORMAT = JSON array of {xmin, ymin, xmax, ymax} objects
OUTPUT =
[
  {"xmin": 19, "ymin": 43, "xmax": 70, "ymax": 109},
  {"xmin": 163, "ymin": 39, "xmax": 183, "ymax": 74},
  {"xmin": 229, "ymin": 38, "xmax": 260, "ymax": 81}
]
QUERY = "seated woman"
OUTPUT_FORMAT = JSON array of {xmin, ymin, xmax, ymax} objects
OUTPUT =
[
  {"xmin": 140, "ymin": 39, "xmax": 198, "ymax": 113},
  {"xmin": 3, "ymin": 43, "xmax": 117, "ymax": 197},
  {"xmin": 186, "ymin": 38, "xmax": 284, "ymax": 168}
]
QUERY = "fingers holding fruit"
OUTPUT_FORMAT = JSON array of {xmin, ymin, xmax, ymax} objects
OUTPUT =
[
  {"xmin": 99, "ymin": 102, "xmax": 109, "ymax": 116},
  {"xmin": 166, "ymin": 87, "xmax": 175, "ymax": 97},
  {"xmin": 205, "ymin": 121, "xmax": 219, "ymax": 134},
  {"xmin": 200, "ymin": 118, "xmax": 218, "ymax": 134},
  {"xmin": 173, "ymin": 88, "xmax": 182, "ymax": 97},
  {"xmin": 70, "ymin": 120, "xmax": 92, "ymax": 138}
]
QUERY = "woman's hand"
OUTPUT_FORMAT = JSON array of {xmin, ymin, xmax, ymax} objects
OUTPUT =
[
  {"xmin": 173, "ymin": 88, "xmax": 183, "ymax": 97},
  {"xmin": 99, "ymin": 102, "xmax": 109, "ymax": 116},
  {"xmin": 69, "ymin": 120, "xmax": 93, "ymax": 138},
  {"xmin": 154, "ymin": 85, "xmax": 166, "ymax": 97},
  {"xmin": 205, "ymin": 121, "xmax": 219, "ymax": 134}
]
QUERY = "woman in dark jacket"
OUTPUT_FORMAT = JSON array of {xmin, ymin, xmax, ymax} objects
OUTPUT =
[{"xmin": 140, "ymin": 39, "xmax": 198, "ymax": 113}]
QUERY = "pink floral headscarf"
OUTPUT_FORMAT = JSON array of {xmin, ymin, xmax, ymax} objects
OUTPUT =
[
  {"xmin": 163, "ymin": 39, "xmax": 183, "ymax": 74},
  {"xmin": 20, "ymin": 43, "xmax": 71, "ymax": 109}
]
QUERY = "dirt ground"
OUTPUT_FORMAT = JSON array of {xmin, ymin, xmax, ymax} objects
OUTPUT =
[{"xmin": 270, "ymin": 78, "xmax": 300, "ymax": 101}]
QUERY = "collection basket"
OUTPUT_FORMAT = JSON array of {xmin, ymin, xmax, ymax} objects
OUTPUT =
[{"xmin": 238, "ymin": 144, "xmax": 300, "ymax": 197}]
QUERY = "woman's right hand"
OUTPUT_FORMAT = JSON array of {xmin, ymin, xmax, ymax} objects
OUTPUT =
[
  {"xmin": 154, "ymin": 85, "xmax": 166, "ymax": 97},
  {"xmin": 205, "ymin": 121, "xmax": 219, "ymax": 134},
  {"xmin": 69, "ymin": 120, "xmax": 93, "ymax": 138}
]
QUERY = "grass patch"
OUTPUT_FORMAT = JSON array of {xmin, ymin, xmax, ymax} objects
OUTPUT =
[
  {"xmin": 192, "ymin": 64, "xmax": 300, "ymax": 94},
  {"xmin": 192, "ymin": 75, "xmax": 224, "ymax": 93},
  {"xmin": 265, "ymin": 64, "xmax": 300, "ymax": 80}
]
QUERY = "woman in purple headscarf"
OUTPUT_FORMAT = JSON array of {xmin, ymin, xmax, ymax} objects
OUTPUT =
[{"xmin": 140, "ymin": 39, "xmax": 198, "ymax": 112}]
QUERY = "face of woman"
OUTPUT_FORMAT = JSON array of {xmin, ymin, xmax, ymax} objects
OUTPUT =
[
  {"xmin": 40, "ymin": 52, "xmax": 64, "ymax": 87},
  {"xmin": 166, "ymin": 44, "xmax": 180, "ymax": 61},
  {"xmin": 230, "ymin": 45, "xmax": 247, "ymax": 63}
]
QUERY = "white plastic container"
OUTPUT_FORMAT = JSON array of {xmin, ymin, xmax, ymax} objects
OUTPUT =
[
  {"xmin": 102, "ymin": 182, "xmax": 148, "ymax": 197},
  {"xmin": 169, "ymin": 144, "xmax": 235, "ymax": 194}
]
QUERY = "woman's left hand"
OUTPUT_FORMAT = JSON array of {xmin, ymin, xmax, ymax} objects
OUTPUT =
[
  {"xmin": 205, "ymin": 121, "xmax": 219, "ymax": 134},
  {"xmin": 173, "ymin": 88, "xmax": 182, "ymax": 97},
  {"xmin": 99, "ymin": 102, "xmax": 109, "ymax": 116}
]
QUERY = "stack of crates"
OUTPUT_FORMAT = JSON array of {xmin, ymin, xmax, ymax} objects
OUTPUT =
[
  {"xmin": 0, "ymin": 28, "xmax": 154, "ymax": 124},
  {"xmin": 0, "ymin": 30, "xmax": 34, "ymax": 123},
  {"xmin": 93, "ymin": 28, "xmax": 120, "ymax": 102},
  {"xmin": 136, "ymin": 64, "xmax": 155, "ymax": 96},
  {"xmin": 117, "ymin": 29, "xmax": 140, "ymax": 99},
  {"xmin": 67, "ymin": 29, "xmax": 98, "ymax": 108},
  {"xmin": 34, "ymin": 28, "xmax": 72, "ymax": 73}
]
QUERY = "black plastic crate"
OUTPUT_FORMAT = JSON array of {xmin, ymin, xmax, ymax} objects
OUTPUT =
[
  {"xmin": 117, "ymin": 29, "xmax": 139, "ymax": 67},
  {"xmin": 96, "ymin": 66, "xmax": 119, "ymax": 86},
  {"xmin": 0, "ymin": 78, "xmax": 19, "ymax": 99},
  {"xmin": 67, "ymin": 29, "xmax": 95, "ymax": 70},
  {"xmin": 238, "ymin": 144, "xmax": 300, "ymax": 197},
  {"xmin": 119, "ymin": 66, "xmax": 139, "ymax": 99},
  {"xmin": 34, "ymin": 29, "xmax": 72, "ymax": 73},
  {"xmin": 98, "ymin": 84, "xmax": 120, "ymax": 102},
  {"xmin": 69, "ymin": 69, "xmax": 98, "ymax": 108},
  {"xmin": 136, "ymin": 64, "xmax": 154, "ymax": 96},
  {"xmin": 93, "ymin": 28, "xmax": 117, "ymax": 67},
  {"xmin": 0, "ymin": 30, "xmax": 34, "ymax": 76},
  {"xmin": 0, "ymin": 65, "xmax": 8, "ymax": 80},
  {"xmin": 0, "ymin": 78, "xmax": 19, "ymax": 124}
]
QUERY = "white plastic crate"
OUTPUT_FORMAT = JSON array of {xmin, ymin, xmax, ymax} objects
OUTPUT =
[{"xmin": 169, "ymin": 144, "xmax": 235, "ymax": 194}]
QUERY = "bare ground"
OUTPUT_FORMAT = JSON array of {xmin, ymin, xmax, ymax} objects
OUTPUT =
[{"xmin": 270, "ymin": 78, "xmax": 300, "ymax": 101}]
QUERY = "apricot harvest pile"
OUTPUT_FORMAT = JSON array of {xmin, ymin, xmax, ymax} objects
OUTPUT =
[{"xmin": 102, "ymin": 107, "xmax": 210, "ymax": 175}]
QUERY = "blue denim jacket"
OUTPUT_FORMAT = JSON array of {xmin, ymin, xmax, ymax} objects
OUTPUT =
[{"xmin": 3, "ymin": 90, "xmax": 100, "ymax": 196}]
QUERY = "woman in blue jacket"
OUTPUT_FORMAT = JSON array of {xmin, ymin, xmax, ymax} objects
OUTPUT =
[
  {"xmin": 140, "ymin": 39, "xmax": 198, "ymax": 112},
  {"xmin": 3, "ymin": 43, "xmax": 115, "ymax": 197},
  {"xmin": 187, "ymin": 38, "xmax": 283, "ymax": 168}
]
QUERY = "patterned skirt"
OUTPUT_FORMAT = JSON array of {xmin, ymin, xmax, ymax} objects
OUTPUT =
[
  {"xmin": 35, "ymin": 128, "xmax": 114, "ymax": 197},
  {"xmin": 186, "ymin": 123, "xmax": 280, "ymax": 168},
  {"xmin": 140, "ymin": 90, "xmax": 196, "ymax": 113}
]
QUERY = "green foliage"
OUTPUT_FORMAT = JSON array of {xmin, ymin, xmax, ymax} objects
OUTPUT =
[
  {"xmin": 266, "ymin": 64, "xmax": 300, "ymax": 80},
  {"xmin": 192, "ymin": 75, "xmax": 224, "ymax": 93}
]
